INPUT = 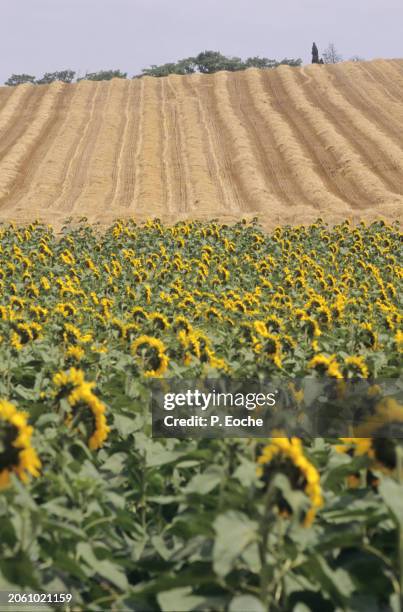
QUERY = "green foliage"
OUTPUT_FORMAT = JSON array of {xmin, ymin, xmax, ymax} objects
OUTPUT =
[
  {"xmin": 142, "ymin": 58, "xmax": 196, "ymax": 77},
  {"xmin": 4, "ymin": 74, "xmax": 36, "ymax": 87},
  {"xmin": 244, "ymin": 56, "xmax": 278, "ymax": 69},
  {"xmin": 5, "ymin": 51, "xmax": 303, "ymax": 87},
  {"xmin": 77, "ymin": 69, "xmax": 127, "ymax": 82},
  {"xmin": 140, "ymin": 51, "xmax": 302, "ymax": 78},
  {"xmin": 36, "ymin": 70, "xmax": 76, "ymax": 85},
  {"xmin": 194, "ymin": 50, "xmax": 244, "ymax": 73},
  {"xmin": 0, "ymin": 219, "xmax": 401, "ymax": 609}
]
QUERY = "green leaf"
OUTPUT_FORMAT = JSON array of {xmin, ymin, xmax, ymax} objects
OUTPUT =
[
  {"xmin": 379, "ymin": 477, "xmax": 403, "ymax": 526},
  {"xmin": 301, "ymin": 556, "xmax": 354, "ymax": 605},
  {"xmin": 229, "ymin": 595, "xmax": 265, "ymax": 612},
  {"xmin": 76, "ymin": 542, "xmax": 128, "ymax": 590},
  {"xmin": 113, "ymin": 413, "xmax": 142, "ymax": 435},
  {"xmin": 157, "ymin": 587, "xmax": 206, "ymax": 612},
  {"xmin": 185, "ymin": 466, "xmax": 223, "ymax": 495},
  {"xmin": 213, "ymin": 511, "xmax": 258, "ymax": 577}
]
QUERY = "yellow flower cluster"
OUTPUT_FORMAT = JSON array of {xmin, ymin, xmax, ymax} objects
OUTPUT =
[
  {"xmin": 0, "ymin": 400, "xmax": 41, "ymax": 489},
  {"xmin": 53, "ymin": 368, "xmax": 110, "ymax": 450},
  {"xmin": 257, "ymin": 437, "xmax": 323, "ymax": 527},
  {"xmin": 131, "ymin": 336, "xmax": 169, "ymax": 377}
]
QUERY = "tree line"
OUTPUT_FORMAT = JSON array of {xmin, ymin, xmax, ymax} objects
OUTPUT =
[
  {"xmin": 4, "ymin": 50, "xmax": 302, "ymax": 86},
  {"xmin": 311, "ymin": 42, "xmax": 362, "ymax": 65}
]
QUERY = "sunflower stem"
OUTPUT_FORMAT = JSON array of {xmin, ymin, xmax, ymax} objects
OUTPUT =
[{"xmin": 258, "ymin": 481, "xmax": 276, "ymax": 608}]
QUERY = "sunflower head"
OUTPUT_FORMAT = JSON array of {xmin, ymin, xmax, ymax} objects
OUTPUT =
[
  {"xmin": 257, "ymin": 437, "xmax": 323, "ymax": 527},
  {"xmin": 343, "ymin": 356, "xmax": 369, "ymax": 379},
  {"xmin": 0, "ymin": 400, "xmax": 41, "ymax": 489},
  {"xmin": 148, "ymin": 312, "xmax": 170, "ymax": 331},
  {"xmin": 131, "ymin": 336, "xmax": 169, "ymax": 377},
  {"xmin": 67, "ymin": 382, "xmax": 110, "ymax": 450}
]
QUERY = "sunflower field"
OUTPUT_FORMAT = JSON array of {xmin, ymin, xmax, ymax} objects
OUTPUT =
[{"xmin": 0, "ymin": 217, "xmax": 402, "ymax": 611}]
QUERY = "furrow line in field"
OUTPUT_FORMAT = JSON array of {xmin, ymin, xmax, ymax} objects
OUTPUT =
[
  {"xmin": 171, "ymin": 75, "xmax": 222, "ymax": 214},
  {"xmin": 331, "ymin": 63, "xmax": 403, "ymax": 147},
  {"xmin": 12, "ymin": 82, "xmax": 95, "ymax": 211},
  {"xmin": 194, "ymin": 74, "xmax": 243, "ymax": 213},
  {"xmin": 109, "ymin": 79, "xmax": 141, "ymax": 212},
  {"xmin": 0, "ymin": 84, "xmax": 32, "ymax": 137},
  {"xmin": 276, "ymin": 65, "xmax": 403, "ymax": 207},
  {"xmin": 0, "ymin": 82, "xmax": 64, "ymax": 202},
  {"xmin": 359, "ymin": 62, "xmax": 403, "ymax": 105},
  {"xmin": 159, "ymin": 78, "xmax": 173, "ymax": 214},
  {"xmin": 390, "ymin": 59, "xmax": 403, "ymax": 81},
  {"xmin": 231, "ymin": 70, "xmax": 302, "ymax": 210},
  {"xmin": 0, "ymin": 87, "xmax": 48, "ymax": 163},
  {"xmin": 51, "ymin": 81, "xmax": 108, "ymax": 212},
  {"xmin": 0, "ymin": 85, "xmax": 14, "ymax": 111},
  {"xmin": 133, "ymin": 77, "xmax": 165, "ymax": 215},
  {"xmin": 300, "ymin": 65, "xmax": 403, "ymax": 192},
  {"xmin": 52, "ymin": 82, "xmax": 107, "ymax": 215},
  {"xmin": 265, "ymin": 68, "xmax": 357, "ymax": 207},
  {"xmin": 71, "ymin": 79, "xmax": 128, "ymax": 216},
  {"xmin": 131, "ymin": 78, "xmax": 145, "ymax": 210},
  {"xmin": 184, "ymin": 74, "xmax": 237, "ymax": 214},
  {"xmin": 244, "ymin": 69, "xmax": 351, "ymax": 215},
  {"xmin": 104, "ymin": 79, "xmax": 132, "ymax": 212},
  {"xmin": 212, "ymin": 71, "xmax": 282, "ymax": 214},
  {"xmin": 372, "ymin": 60, "xmax": 403, "ymax": 99},
  {"xmin": 164, "ymin": 76, "xmax": 192, "ymax": 214}
]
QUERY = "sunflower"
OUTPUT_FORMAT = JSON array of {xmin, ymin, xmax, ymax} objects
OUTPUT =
[
  {"xmin": 300, "ymin": 315, "xmax": 321, "ymax": 338},
  {"xmin": 53, "ymin": 367, "xmax": 86, "ymax": 394},
  {"xmin": 253, "ymin": 320, "xmax": 268, "ymax": 336},
  {"xmin": 359, "ymin": 322, "xmax": 378, "ymax": 350},
  {"xmin": 91, "ymin": 343, "xmax": 108, "ymax": 354},
  {"xmin": 9, "ymin": 296, "xmax": 25, "ymax": 312},
  {"xmin": 257, "ymin": 437, "xmax": 323, "ymax": 527},
  {"xmin": 343, "ymin": 356, "xmax": 369, "ymax": 379},
  {"xmin": 353, "ymin": 397, "xmax": 403, "ymax": 438},
  {"xmin": 54, "ymin": 302, "xmax": 78, "ymax": 318},
  {"xmin": 63, "ymin": 323, "xmax": 93, "ymax": 345},
  {"xmin": 10, "ymin": 331, "xmax": 23, "ymax": 351},
  {"xmin": 394, "ymin": 330, "xmax": 403, "ymax": 352},
  {"xmin": 265, "ymin": 315, "xmax": 284, "ymax": 333},
  {"xmin": 280, "ymin": 334, "xmax": 297, "ymax": 353},
  {"xmin": 111, "ymin": 318, "xmax": 127, "ymax": 339},
  {"xmin": 53, "ymin": 369, "xmax": 110, "ymax": 449},
  {"xmin": 29, "ymin": 305, "xmax": 48, "ymax": 321},
  {"xmin": 253, "ymin": 332, "xmax": 282, "ymax": 368},
  {"xmin": 148, "ymin": 312, "xmax": 170, "ymax": 330},
  {"xmin": 131, "ymin": 336, "xmax": 169, "ymax": 377},
  {"xmin": 0, "ymin": 400, "xmax": 41, "ymax": 489},
  {"xmin": 172, "ymin": 315, "xmax": 193, "ymax": 334},
  {"xmin": 205, "ymin": 348, "xmax": 230, "ymax": 372},
  {"xmin": 316, "ymin": 305, "xmax": 332, "ymax": 327},
  {"xmin": 178, "ymin": 329, "xmax": 201, "ymax": 364},
  {"xmin": 308, "ymin": 354, "xmax": 342, "ymax": 379},
  {"xmin": 132, "ymin": 306, "xmax": 149, "ymax": 323},
  {"xmin": 335, "ymin": 436, "xmax": 396, "ymax": 487},
  {"xmin": 68, "ymin": 382, "xmax": 110, "ymax": 450},
  {"xmin": 65, "ymin": 345, "xmax": 85, "ymax": 362},
  {"xmin": 204, "ymin": 306, "xmax": 222, "ymax": 321}
]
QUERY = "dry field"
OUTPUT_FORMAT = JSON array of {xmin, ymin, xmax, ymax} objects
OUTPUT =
[{"xmin": 0, "ymin": 59, "xmax": 402, "ymax": 228}]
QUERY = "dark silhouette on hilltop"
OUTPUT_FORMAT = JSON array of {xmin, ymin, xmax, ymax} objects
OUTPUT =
[{"xmin": 312, "ymin": 42, "xmax": 319, "ymax": 64}]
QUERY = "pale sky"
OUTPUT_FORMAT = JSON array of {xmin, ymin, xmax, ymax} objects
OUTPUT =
[{"xmin": 1, "ymin": 0, "xmax": 402, "ymax": 84}]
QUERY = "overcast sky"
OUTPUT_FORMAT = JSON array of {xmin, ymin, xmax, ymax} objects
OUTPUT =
[{"xmin": 0, "ymin": 0, "xmax": 402, "ymax": 83}]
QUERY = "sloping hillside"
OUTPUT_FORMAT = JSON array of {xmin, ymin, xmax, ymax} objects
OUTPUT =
[{"xmin": 0, "ymin": 59, "xmax": 402, "ymax": 227}]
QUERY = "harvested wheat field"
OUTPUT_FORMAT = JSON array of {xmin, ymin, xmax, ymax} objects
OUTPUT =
[{"xmin": 0, "ymin": 59, "xmax": 402, "ymax": 228}]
